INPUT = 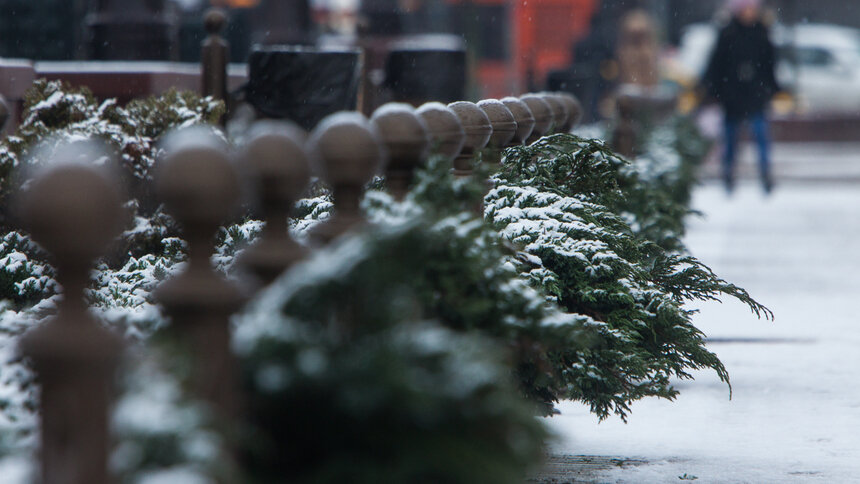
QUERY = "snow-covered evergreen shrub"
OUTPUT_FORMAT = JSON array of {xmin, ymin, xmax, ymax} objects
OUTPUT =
[
  {"xmin": 644, "ymin": 116, "xmax": 711, "ymax": 209},
  {"xmin": 0, "ymin": 80, "xmax": 223, "ymax": 222},
  {"xmin": 487, "ymin": 133, "xmax": 770, "ymax": 419},
  {"xmin": 0, "ymin": 79, "xmax": 224, "ymax": 322},
  {"xmin": 573, "ymin": 116, "xmax": 711, "ymax": 251},
  {"xmin": 0, "ymin": 81, "xmax": 766, "ymax": 481},
  {"xmin": 111, "ymin": 350, "xmax": 234, "ymax": 484},
  {"xmin": 231, "ymin": 225, "xmax": 553, "ymax": 483},
  {"xmin": 110, "ymin": 158, "xmax": 570, "ymax": 482},
  {"xmin": 227, "ymin": 156, "xmax": 585, "ymax": 417},
  {"xmin": 0, "ymin": 232, "xmax": 55, "ymax": 310},
  {"xmin": 0, "ymin": 81, "xmax": 226, "ymax": 454},
  {"xmin": 623, "ymin": 116, "xmax": 711, "ymax": 251}
]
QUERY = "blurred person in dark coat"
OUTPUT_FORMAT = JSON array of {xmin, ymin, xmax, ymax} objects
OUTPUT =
[{"xmin": 703, "ymin": 0, "xmax": 780, "ymax": 194}]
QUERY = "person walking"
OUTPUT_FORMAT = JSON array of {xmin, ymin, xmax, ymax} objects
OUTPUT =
[{"xmin": 703, "ymin": 0, "xmax": 780, "ymax": 194}]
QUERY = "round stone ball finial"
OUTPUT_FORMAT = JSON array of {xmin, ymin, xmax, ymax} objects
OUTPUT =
[
  {"xmin": 447, "ymin": 101, "xmax": 492, "ymax": 176},
  {"xmin": 371, "ymin": 103, "xmax": 429, "ymax": 200},
  {"xmin": 309, "ymin": 111, "xmax": 382, "ymax": 189},
  {"xmin": 416, "ymin": 102, "xmax": 465, "ymax": 165},
  {"xmin": 500, "ymin": 96, "xmax": 535, "ymax": 146},
  {"xmin": 477, "ymin": 99, "xmax": 517, "ymax": 150},
  {"xmin": 519, "ymin": 94, "xmax": 553, "ymax": 143},
  {"xmin": 240, "ymin": 120, "xmax": 310, "ymax": 285},
  {"xmin": 308, "ymin": 112, "xmax": 383, "ymax": 244},
  {"xmin": 244, "ymin": 120, "xmax": 310, "ymax": 209},
  {"xmin": 477, "ymin": 99, "xmax": 516, "ymax": 168},
  {"xmin": 447, "ymin": 101, "xmax": 492, "ymax": 155},
  {"xmin": 204, "ymin": 8, "xmax": 228, "ymax": 35},
  {"xmin": 156, "ymin": 127, "xmax": 241, "ymax": 232},
  {"xmin": 557, "ymin": 92, "xmax": 583, "ymax": 132},
  {"xmin": 18, "ymin": 142, "xmax": 123, "ymax": 270},
  {"xmin": 538, "ymin": 92, "xmax": 570, "ymax": 134}
]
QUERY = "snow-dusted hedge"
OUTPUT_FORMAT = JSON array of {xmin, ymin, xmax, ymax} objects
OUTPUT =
[
  {"xmin": 489, "ymin": 132, "xmax": 770, "ymax": 419},
  {"xmin": 110, "ymin": 157, "xmax": 570, "ymax": 483},
  {"xmin": 0, "ymin": 80, "xmax": 225, "ymax": 327},
  {"xmin": 229, "ymin": 214, "xmax": 559, "ymax": 483},
  {"xmin": 0, "ymin": 81, "xmax": 225, "ymax": 466},
  {"xmin": 0, "ymin": 81, "xmax": 769, "ymax": 481}
]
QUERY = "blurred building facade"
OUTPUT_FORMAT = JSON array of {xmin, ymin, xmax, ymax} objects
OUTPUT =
[
  {"xmin": 1, "ymin": 0, "xmax": 859, "ymax": 99},
  {"xmin": 3, "ymin": 1, "xmax": 860, "ymax": 59}
]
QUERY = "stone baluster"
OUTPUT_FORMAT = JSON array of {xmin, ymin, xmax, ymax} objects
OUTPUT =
[
  {"xmin": 308, "ymin": 112, "xmax": 383, "ymax": 244},
  {"xmin": 371, "ymin": 103, "xmax": 430, "ymax": 201},
  {"xmin": 154, "ymin": 127, "xmax": 245, "ymax": 417},
  {"xmin": 202, "ymin": 8, "xmax": 230, "ymax": 121},
  {"xmin": 520, "ymin": 94, "xmax": 553, "ymax": 144},
  {"xmin": 17, "ymin": 147, "xmax": 124, "ymax": 484},
  {"xmin": 538, "ymin": 92, "xmax": 570, "ymax": 134},
  {"xmin": 415, "ymin": 102, "xmax": 465, "ymax": 166},
  {"xmin": 474, "ymin": 99, "xmax": 516, "ymax": 212},
  {"xmin": 476, "ymin": 99, "xmax": 517, "ymax": 170},
  {"xmin": 500, "ymin": 97, "xmax": 536, "ymax": 147},
  {"xmin": 239, "ymin": 121, "xmax": 311, "ymax": 286},
  {"xmin": 557, "ymin": 92, "xmax": 584, "ymax": 132},
  {"xmin": 446, "ymin": 101, "xmax": 492, "ymax": 178}
]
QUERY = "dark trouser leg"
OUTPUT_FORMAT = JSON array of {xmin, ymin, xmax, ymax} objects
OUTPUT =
[
  {"xmin": 723, "ymin": 115, "xmax": 740, "ymax": 193},
  {"xmin": 751, "ymin": 112, "xmax": 773, "ymax": 193}
]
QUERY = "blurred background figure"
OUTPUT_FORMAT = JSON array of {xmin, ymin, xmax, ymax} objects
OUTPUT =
[
  {"xmin": 702, "ymin": 0, "xmax": 780, "ymax": 194},
  {"xmin": 565, "ymin": 5, "xmax": 620, "ymax": 122},
  {"xmin": 616, "ymin": 9, "xmax": 660, "ymax": 88}
]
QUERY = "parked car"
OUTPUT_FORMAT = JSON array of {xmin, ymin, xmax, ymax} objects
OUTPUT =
[{"xmin": 673, "ymin": 22, "xmax": 860, "ymax": 115}]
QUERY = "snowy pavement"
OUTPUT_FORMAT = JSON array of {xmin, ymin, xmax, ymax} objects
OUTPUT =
[
  {"xmin": 700, "ymin": 142, "xmax": 860, "ymax": 182},
  {"xmin": 546, "ymin": 179, "xmax": 860, "ymax": 483}
]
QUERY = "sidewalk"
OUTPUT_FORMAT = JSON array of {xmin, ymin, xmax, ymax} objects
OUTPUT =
[
  {"xmin": 542, "ymin": 180, "xmax": 860, "ymax": 483},
  {"xmin": 700, "ymin": 142, "xmax": 860, "ymax": 183}
]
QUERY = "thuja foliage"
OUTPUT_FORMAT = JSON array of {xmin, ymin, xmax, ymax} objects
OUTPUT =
[
  {"xmin": 0, "ymin": 80, "xmax": 224, "ymax": 308},
  {"xmin": 0, "ymin": 231, "xmax": 54, "ymax": 309},
  {"xmin": 111, "ymin": 350, "xmax": 235, "ymax": 483},
  {"xmin": 650, "ymin": 116, "xmax": 712, "ymax": 208},
  {"xmin": 0, "ymin": 80, "xmax": 224, "ymax": 316},
  {"xmin": 113, "ymin": 158, "xmax": 573, "ymax": 483},
  {"xmin": 0, "ymin": 80, "xmax": 224, "ymax": 223},
  {"xmin": 0, "ymin": 82, "xmax": 225, "ymax": 454},
  {"xmin": 240, "ymin": 325, "xmax": 543, "ymax": 483},
  {"xmin": 0, "ymin": 82, "xmax": 770, "ymax": 478},
  {"xmin": 290, "ymin": 157, "xmax": 591, "ymax": 416},
  {"xmin": 488, "ymin": 132, "xmax": 771, "ymax": 419},
  {"xmin": 232, "ymin": 224, "xmax": 555, "ymax": 483}
]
